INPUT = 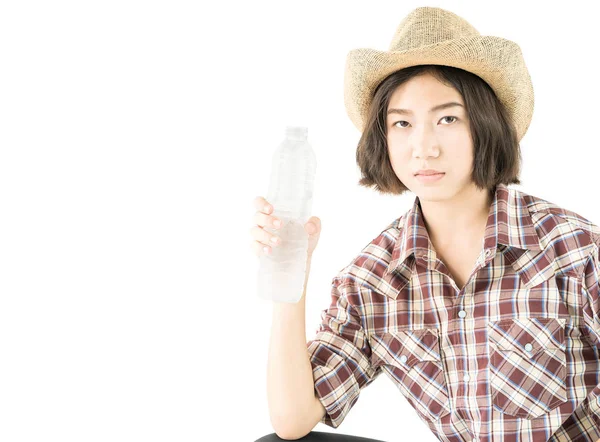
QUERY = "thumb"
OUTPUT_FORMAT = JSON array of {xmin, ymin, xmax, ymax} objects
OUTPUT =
[{"xmin": 305, "ymin": 216, "xmax": 321, "ymax": 235}]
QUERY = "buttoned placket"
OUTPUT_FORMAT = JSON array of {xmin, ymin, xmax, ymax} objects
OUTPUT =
[
  {"xmin": 457, "ymin": 295, "xmax": 482, "ymax": 442},
  {"xmin": 454, "ymin": 247, "xmax": 493, "ymax": 442}
]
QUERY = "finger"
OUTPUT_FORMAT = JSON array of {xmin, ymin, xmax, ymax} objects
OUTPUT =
[
  {"xmin": 305, "ymin": 222, "xmax": 315, "ymax": 234},
  {"xmin": 253, "ymin": 211, "xmax": 283, "ymax": 230},
  {"xmin": 253, "ymin": 196, "xmax": 272, "ymax": 214},
  {"xmin": 250, "ymin": 225, "xmax": 280, "ymax": 248},
  {"xmin": 252, "ymin": 240, "xmax": 272, "ymax": 256},
  {"xmin": 305, "ymin": 217, "xmax": 321, "ymax": 234}
]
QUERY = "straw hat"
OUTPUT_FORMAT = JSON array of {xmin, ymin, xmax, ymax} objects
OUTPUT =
[{"xmin": 344, "ymin": 6, "xmax": 534, "ymax": 142}]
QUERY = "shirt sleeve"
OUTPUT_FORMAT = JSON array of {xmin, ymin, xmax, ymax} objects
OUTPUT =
[
  {"xmin": 552, "ymin": 236, "xmax": 600, "ymax": 442},
  {"xmin": 580, "ymin": 237, "xmax": 600, "ymax": 428},
  {"xmin": 549, "ymin": 237, "xmax": 600, "ymax": 441},
  {"xmin": 306, "ymin": 275, "xmax": 382, "ymax": 429}
]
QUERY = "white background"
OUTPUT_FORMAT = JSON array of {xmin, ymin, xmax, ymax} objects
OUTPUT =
[{"xmin": 0, "ymin": 1, "xmax": 598, "ymax": 441}]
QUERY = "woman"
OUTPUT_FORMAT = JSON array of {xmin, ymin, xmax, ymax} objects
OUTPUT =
[{"xmin": 254, "ymin": 6, "xmax": 600, "ymax": 441}]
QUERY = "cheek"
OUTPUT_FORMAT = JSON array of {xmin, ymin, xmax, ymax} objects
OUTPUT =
[
  {"xmin": 387, "ymin": 145, "xmax": 403, "ymax": 166},
  {"xmin": 387, "ymin": 147, "xmax": 413, "ymax": 177},
  {"xmin": 387, "ymin": 140, "xmax": 411, "ymax": 160},
  {"xmin": 448, "ymin": 148, "xmax": 475, "ymax": 175}
]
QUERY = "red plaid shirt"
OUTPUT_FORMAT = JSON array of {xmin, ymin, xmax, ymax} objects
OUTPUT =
[{"xmin": 307, "ymin": 183, "xmax": 600, "ymax": 441}]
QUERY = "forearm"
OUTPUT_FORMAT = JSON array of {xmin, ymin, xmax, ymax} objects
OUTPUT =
[{"xmin": 266, "ymin": 259, "xmax": 318, "ymax": 431}]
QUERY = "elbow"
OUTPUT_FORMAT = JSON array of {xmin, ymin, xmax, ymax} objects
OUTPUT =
[
  {"xmin": 271, "ymin": 415, "xmax": 311, "ymax": 440},
  {"xmin": 274, "ymin": 429, "xmax": 310, "ymax": 440},
  {"xmin": 275, "ymin": 429, "xmax": 311, "ymax": 440}
]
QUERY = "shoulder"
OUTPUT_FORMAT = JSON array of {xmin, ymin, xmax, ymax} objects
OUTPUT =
[
  {"xmin": 333, "ymin": 214, "xmax": 406, "ymax": 290},
  {"xmin": 517, "ymin": 186, "xmax": 600, "ymax": 244},
  {"xmin": 514, "ymin": 186, "xmax": 600, "ymax": 279}
]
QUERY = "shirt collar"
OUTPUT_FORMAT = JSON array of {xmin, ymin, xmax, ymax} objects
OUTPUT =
[{"xmin": 378, "ymin": 183, "xmax": 558, "ymax": 299}]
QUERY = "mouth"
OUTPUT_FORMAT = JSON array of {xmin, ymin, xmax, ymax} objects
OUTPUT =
[
  {"xmin": 414, "ymin": 170, "xmax": 445, "ymax": 176},
  {"xmin": 415, "ymin": 172, "xmax": 445, "ymax": 182}
]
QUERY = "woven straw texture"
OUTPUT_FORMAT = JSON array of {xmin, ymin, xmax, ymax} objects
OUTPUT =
[{"xmin": 343, "ymin": 6, "xmax": 534, "ymax": 142}]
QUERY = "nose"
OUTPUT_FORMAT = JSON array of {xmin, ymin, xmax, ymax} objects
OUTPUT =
[{"xmin": 410, "ymin": 125, "xmax": 440, "ymax": 159}]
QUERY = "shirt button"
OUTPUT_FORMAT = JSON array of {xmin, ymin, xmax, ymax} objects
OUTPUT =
[
  {"xmin": 400, "ymin": 355, "xmax": 407, "ymax": 363},
  {"xmin": 525, "ymin": 343, "xmax": 533, "ymax": 352},
  {"xmin": 463, "ymin": 374, "xmax": 470, "ymax": 382},
  {"xmin": 458, "ymin": 310, "xmax": 467, "ymax": 318},
  {"xmin": 485, "ymin": 249, "xmax": 492, "ymax": 257}
]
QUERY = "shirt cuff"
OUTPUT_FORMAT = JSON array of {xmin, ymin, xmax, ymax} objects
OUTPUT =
[{"xmin": 310, "ymin": 347, "xmax": 363, "ymax": 429}]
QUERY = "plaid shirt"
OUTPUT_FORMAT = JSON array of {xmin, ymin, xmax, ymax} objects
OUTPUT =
[{"xmin": 307, "ymin": 183, "xmax": 600, "ymax": 441}]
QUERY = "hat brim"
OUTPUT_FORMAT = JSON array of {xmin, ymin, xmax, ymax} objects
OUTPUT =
[{"xmin": 343, "ymin": 35, "xmax": 534, "ymax": 141}]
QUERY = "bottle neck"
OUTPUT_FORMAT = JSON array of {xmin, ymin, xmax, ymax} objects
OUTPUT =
[{"xmin": 285, "ymin": 126, "xmax": 308, "ymax": 142}]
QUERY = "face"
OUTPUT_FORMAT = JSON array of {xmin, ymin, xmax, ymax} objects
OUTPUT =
[{"xmin": 385, "ymin": 72, "xmax": 474, "ymax": 202}]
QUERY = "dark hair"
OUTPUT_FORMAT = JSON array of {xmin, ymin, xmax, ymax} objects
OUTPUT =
[{"xmin": 356, "ymin": 64, "xmax": 522, "ymax": 196}]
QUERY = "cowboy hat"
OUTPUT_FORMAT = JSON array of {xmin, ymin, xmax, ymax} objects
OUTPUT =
[{"xmin": 343, "ymin": 6, "xmax": 534, "ymax": 142}]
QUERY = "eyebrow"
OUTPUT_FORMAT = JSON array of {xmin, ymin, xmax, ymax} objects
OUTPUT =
[{"xmin": 387, "ymin": 101, "xmax": 464, "ymax": 116}]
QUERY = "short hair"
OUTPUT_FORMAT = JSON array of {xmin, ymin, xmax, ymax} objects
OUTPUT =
[{"xmin": 356, "ymin": 64, "xmax": 522, "ymax": 196}]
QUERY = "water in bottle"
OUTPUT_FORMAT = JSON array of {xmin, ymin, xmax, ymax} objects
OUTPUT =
[{"xmin": 257, "ymin": 126, "xmax": 317, "ymax": 303}]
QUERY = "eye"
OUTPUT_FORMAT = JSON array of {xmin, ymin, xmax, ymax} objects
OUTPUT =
[
  {"xmin": 440, "ymin": 116, "xmax": 458, "ymax": 124},
  {"xmin": 392, "ymin": 116, "xmax": 458, "ymax": 128}
]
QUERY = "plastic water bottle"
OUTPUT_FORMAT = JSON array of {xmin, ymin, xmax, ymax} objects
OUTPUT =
[{"xmin": 257, "ymin": 126, "xmax": 317, "ymax": 303}]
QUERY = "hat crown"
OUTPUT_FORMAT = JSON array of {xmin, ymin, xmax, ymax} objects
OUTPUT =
[
  {"xmin": 389, "ymin": 7, "xmax": 480, "ymax": 52},
  {"xmin": 343, "ymin": 6, "xmax": 534, "ymax": 142}
]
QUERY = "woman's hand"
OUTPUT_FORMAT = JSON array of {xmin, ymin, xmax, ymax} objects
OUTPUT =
[{"xmin": 250, "ymin": 196, "xmax": 322, "ymax": 259}]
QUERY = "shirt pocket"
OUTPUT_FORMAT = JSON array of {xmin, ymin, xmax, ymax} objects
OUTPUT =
[
  {"xmin": 368, "ymin": 328, "xmax": 451, "ymax": 422},
  {"xmin": 488, "ymin": 317, "xmax": 568, "ymax": 419}
]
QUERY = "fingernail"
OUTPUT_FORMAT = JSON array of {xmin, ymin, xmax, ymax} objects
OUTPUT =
[
  {"xmin": 274, "ymin": 220, "xmax": 281, "ymax": 228},
  {"xmin": 264, "ymin": 205, "xmax": 271, "ymax": 213}
]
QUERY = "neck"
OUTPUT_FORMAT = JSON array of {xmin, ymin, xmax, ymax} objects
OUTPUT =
[{"xmin": 419, "ymin": 184, "xmax": 494, "ymax": 248}]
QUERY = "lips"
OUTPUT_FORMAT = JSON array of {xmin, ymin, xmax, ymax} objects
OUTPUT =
[
  {"xmin": 415, "ymin": 172, "xmax": 445, "ymax": 183},
  {"xmin": 414, "ymin": 168, "xmax": 444, "ymax": 176}
]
